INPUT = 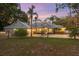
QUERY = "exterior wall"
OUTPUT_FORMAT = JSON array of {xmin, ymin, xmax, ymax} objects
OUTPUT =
[
  {"xmin": 4, "ymin": 28, "xmax": 66, "ymax": 38},
  {"xmin": 27, "ymin": 27, "xmax": 66, "ymax": 35},
  {"xmin": 5, "ymin": 28, "xmax": 28, "ymax": 37},
  {"xmin": 5, "ymin": 29, "xmax": 14, "ymax": 37},
  {"xmin": 0, "ymin": 32, "xmax": 7, "ymax": 38}
]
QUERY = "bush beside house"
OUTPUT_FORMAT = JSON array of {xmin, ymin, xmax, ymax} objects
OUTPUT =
[{"xmin": 14, "ymin": 29, "xmax": 27, "ymax": 37}]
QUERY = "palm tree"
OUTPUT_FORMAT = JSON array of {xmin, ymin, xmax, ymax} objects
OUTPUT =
[
  {"xmin": 34, "ymin": 13, "xmax": 38, "ymax": 33},
  {"xmin": 27, "ymin": 5, "xmax": 38, "ymax": 37}
]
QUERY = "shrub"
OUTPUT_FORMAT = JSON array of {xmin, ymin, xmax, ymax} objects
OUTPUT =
[
  {"xmin": 14, "ymin": 29, "xmax": 27, "ymax": 36},
  {"xmin": 69, "ymin": 28, "xmax": 79, "ymax": 39}
]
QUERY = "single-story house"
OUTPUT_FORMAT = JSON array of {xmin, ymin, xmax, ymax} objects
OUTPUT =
[{"xmin": 4, "ymin": 20, "xmax": 66, "ymax": 37}]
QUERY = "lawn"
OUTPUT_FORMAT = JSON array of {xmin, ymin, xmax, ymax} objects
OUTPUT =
[{"xmin": 0, "ymin": 37, "xmax": 79, "ymax": 56}]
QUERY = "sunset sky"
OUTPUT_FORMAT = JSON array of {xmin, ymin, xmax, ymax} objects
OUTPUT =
[{"xmin": 20, "ymin": 3, "xmax": 69, "ymax": 19}]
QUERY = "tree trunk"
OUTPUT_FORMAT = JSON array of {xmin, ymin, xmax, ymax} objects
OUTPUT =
[
  {"xmin": 31, "ymin": 15, "xmax": 33, "ymax": 37},
  {"xmin": 74, "ymin": 35, "xmax": 76, "ymax": 40},
  {"xmin": 47, "ymin": 28, "xmax": 49, "ymax": 38},
  {"xmin": 35, "ymin": 20, "xmax": 37, "ymax": 34},
  {"xmin": 7, "ymin": 31, "xmax": 10, "ymax": 39}
]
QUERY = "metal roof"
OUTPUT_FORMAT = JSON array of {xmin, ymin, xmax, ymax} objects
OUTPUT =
[
  {"xmin": 32, "ymin": 22, "xmax": 63, "ymax": 28},
  {"xmin": 4, "ymin": 20, "xmax": 30, "ymax": 29}
]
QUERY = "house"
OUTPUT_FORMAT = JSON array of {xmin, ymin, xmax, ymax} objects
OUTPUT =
[
  {"xmin": 4, "ymin": 19, "xmax": 66, "ymax": 37},
  {"xmin": 30, "ymin": 21, "xmax": 66, "ymax": 34}
]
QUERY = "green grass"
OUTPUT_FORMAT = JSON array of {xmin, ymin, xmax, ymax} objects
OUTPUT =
[
  {"xmin": 9, "ymin": 37, "xmax": 79, "ymax": 45},
  {"xmin": 0, "ymin": 37, "xmax": 79, "ymax": 56}
]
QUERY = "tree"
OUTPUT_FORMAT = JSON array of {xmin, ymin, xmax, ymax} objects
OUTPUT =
[
  {"xmin": 34, "ymin": 13, "xmax": 38, "ymax": 33},
  {"xmin": 46, "ymin": 15, "xmax": 60, "ymax": 25},
  {"xmin": 55, "ymin": 16, "xmax": 75, "ymax": 28},
  {"xmin": 47, "ymin": 15, "xmax": 60, "ymax": 34},
  {"xmin": 13, "ymin": 4, "xmax": 28, "ymax": 23},
  {"xmin": 69, "ymin": 28, "xmax": 79, "ymax": 39},
  {"xmin": 56, "ymin": 3, "xmax": 79, "ymax": 39},
  {"xmin": 56, "ymin": 3, "xmax": 79, "ymax": 25},
  {"xmin": 19, "ymin": 11, "xmax": 28, "ymax": 23},
  {"xmin": 0, "ymin": 3, "xmax": 28, "ymax": 31},
  {"xmin": 46, "ymin": 15, "xmax": 56, "ymax": 23},
  {"xmin": 27, "ymin": 5, "xmax": 38, "ymax": 37},
  {"xmin": 0, "ymin": 4, "xmax": 17, "ymax": 30}
]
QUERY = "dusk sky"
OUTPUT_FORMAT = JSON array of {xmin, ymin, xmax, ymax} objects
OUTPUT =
[{"xmin": 20, "ymin": 3, "xmax": 69, "ymax": 19}]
